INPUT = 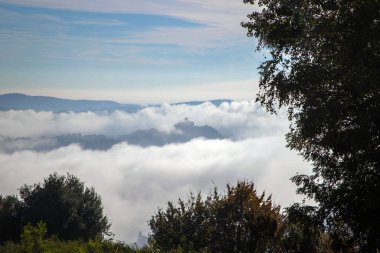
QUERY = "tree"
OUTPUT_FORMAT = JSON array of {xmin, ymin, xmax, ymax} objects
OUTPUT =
[
  {"xmin": 281, "ymin": 204, "xmax": 333, "ymax": 253},
  {"xmin": 0, "ymin": 173, "xmax": 110, "ymax": 242},
  {"xmin": 242, "ymin": 0, "xmax": 380, "ymax": 251},
  {"xmin": 18, "ymin": 173, "xmax": 110, "ymax": 241},
  {"xmin": 0, "ymin": 195, "xmax": 23, "ymax": 244},
  {"xmin": 149, "ymin": 180, "xmax": 283, "ymax": 252}
]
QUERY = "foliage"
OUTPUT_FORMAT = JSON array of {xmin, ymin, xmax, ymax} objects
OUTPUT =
[
  {"xmin": 0, "ymin": 222, "xmax": 152, "ymax": 253},
  {"xmin": 0, "ymin": 195, "xmax": 23, "ymax": 243},
  {"xmin": 281, "ymin": 204, "xmax": 333, "ymax": 253},
  {"xmin": 242, "ymin": 0, "xmax": 380, "ymax": 251},
  {"xmin": 0, "ymin": 173, "xmax": 110, "ymax": 243},
  {"xmin": 19, "ymin": 173, "xmax": 110, "ymax": 240},
  {"xmin": 1, "ymin": 176, "xmax": 339, "ymax": 253},
  {"xmin": 20, "ymin": 221, "xmax": 47, "ymax": 253},
  {"xmin": 149, "ymin": 180, "xmax": 283, "ymax": 253}
]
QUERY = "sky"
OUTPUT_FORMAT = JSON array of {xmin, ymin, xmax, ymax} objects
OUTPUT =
[
  {"xmin": 0, "ymin": 0, "xmax": 262, "ymax": 103},
  {"xmin": 0, "ymin": 0, "xmax": 312, "ymax": 244}
]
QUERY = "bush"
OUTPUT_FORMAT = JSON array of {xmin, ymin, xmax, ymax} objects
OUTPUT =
[
  {"xmin": 0, "ymin": 222, "xmax": 149, "ymax": 253},
  {"xmin": 149, "ymin": 180, "xmax": 283, "ymax": 253}
]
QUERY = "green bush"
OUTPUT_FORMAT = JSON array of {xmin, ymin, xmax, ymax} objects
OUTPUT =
[{"xmin": 0, "ymin": 222, "xmax": 151, "ymax": 253}]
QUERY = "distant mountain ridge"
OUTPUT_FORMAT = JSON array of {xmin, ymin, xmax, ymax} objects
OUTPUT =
[
  {"xmin": 173, "ymin": 99, "xmax": 233, "ymax": 107},
  {"xmin": 0, "ymin": 93, "xmax": 232, "ymax": 112},
  {"xmin": 0, "ymin": 93, "xmax": 142, "ymax": 112},
  {"xmin": 0, "ymin": 120, "xmax": 224, "ymax": 152}
]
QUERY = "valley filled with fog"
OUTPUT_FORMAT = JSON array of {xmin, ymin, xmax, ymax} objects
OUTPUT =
[{"xmin": 0, "ymin": 99, "xmax": 311, "ymax": 242}]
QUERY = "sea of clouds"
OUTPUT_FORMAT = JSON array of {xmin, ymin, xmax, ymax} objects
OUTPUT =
[{"xmin": 0, "ymin": 101, "xmax": 311, "ymax": 242}]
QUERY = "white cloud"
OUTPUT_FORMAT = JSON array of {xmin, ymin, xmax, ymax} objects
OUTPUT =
[
  {"xmin": 0, "ymin": 138, "xmax": 310, "ymax": 242},
  {"xmin": 0, "ymin": 101, "xmax": 308, "ymax": 243},
  {"xmin": 0, "ymin": 101, "xmax": 287, "ymax": 139}
]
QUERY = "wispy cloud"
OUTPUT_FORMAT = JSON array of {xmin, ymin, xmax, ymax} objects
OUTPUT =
[
  {"xmin": 0, "ymin": 1, "xmax": 260, "ymax": 97},
  {"xmin": 0, "ymin": 0, "xmax": 255, "ymax": 49}
]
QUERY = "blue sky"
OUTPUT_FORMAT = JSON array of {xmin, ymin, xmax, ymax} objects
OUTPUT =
[{"xmin": 0, "ymin": 0, "xmax": 262, "ymax": 102}]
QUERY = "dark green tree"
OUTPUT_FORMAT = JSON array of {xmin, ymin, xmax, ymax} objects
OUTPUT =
[
  {"xmin": 18, "ymin": 173, "xmax": 110, "ymax": 240},
  {"xmin": 149, "ymin": 180, "xmax": 283, "ymax": 253},
  {"xmin": 281, "ymin": 204, "xmax": 333, "ymax": 253},
  {"xmin": 0, "ymin": 173, "xmax": 110, "ymax": 243},
  {"xmin": 0, "ymin": 195, "xmax": 23, "ymax": 243},
  {"xmin": 242, "ymin": 0, "xmax": 380, "ymax": 251}
]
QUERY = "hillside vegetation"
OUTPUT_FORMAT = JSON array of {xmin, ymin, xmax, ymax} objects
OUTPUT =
[{"xmin": 1, "ymin": 175, "xmax": 337, "ymax": 253}]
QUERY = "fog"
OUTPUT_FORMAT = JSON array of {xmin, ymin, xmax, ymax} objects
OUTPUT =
[
  {"xmin": 0, "ymin": 101, "xmax": 310, "ymax": 242},
  {"xmin": 0, "ymin": 101, "xmax": 287, "ymax": 139}
]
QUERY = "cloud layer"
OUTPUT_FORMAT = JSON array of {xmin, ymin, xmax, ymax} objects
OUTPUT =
[
  {"xmin": 0, "ymin": 101, "xmax": 287, "ymax": 139},
  {"xmin": 0, "ymin": 101, "xmax": 308, "ymax": 242},
  {"xmin": 0, "ymin": 138, "xmax": 310, "ymax": 242}
]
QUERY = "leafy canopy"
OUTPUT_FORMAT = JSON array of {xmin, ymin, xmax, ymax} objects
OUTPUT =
[
  {"xmin": 149, "ymin": 180, "xmax": 283, "ymax": 253},
  {"xmin": 0, "ymin": 195, "xmax": 23, "ymax": 243},
  {"xmin": 0, "ymin": 173, "xmax": 110, "ymax": 242},
  {"xmin": 242, "ymin": 0, "xmax": 380, "ymax": 251}
]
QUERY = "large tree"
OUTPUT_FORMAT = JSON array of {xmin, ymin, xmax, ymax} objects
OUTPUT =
[
  {"xmin": 19, "ymin": 173, "xmax": 110, "ymax": 240},
  {"xmin": 0, "ymin": 173, "xmax": 110, "ymax": 242},
  {"xmin": 242, "ymin": 0, "xmax": 380, "ymax": 251}
]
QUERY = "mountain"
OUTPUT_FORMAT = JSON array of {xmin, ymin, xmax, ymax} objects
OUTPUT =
[
  {"xmin": 0, "ymin": 93, "xmax": 232, "ymax": 112},
  {"xmin": 126, "ymin": 120, "xmax": 223, "ymax": 147},
  {"xmin": 174, "ymin": 99, "xmax": 233, "ymax": 106},
  {"xmin": 0, "ymin": 93, "xmax": 142, "ymax": 112},
  {"xmin": 0, "ymin": 120, "xmax": 224, "ymax": 152}
]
